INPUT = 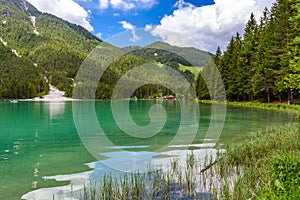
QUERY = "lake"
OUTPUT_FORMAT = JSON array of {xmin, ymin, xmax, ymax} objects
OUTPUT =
[{"xmin": 0, "ymin": 100, "xmax": 295, "ymax": 200}]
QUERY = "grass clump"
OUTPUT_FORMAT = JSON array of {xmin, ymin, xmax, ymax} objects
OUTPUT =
[
  {"xmin": 295, "ymin": 113, "xmax": 300, "ymax": 122},
  {"xmin": 215, "ymin": 123, "xmax": 300, "ymax": 199},
  {"xmin": 80, "ymin": 152, "xmax": 206, "ymax": 200},
  {"xmin": 258, "ymin": 155, "xmax": 300, "ymax": 200}
]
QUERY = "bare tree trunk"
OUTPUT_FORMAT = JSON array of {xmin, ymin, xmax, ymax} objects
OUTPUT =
[
  {"xmin": 279, "ymin": 95, "xmax": 282, "ymax": 103},
  {"xmin": 267, "ymin": 88, "xmax": 270, "ymax": 103}
]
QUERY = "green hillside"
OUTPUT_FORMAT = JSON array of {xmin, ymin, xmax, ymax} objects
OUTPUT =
[{"xmin": 127, "ymin": 42, "xmax": 211, "ymax": 86}]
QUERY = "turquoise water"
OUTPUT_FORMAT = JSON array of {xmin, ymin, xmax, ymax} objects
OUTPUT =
[{"xmin": 0, "ymin": 101, "xmax": 295, "ymax": 199}]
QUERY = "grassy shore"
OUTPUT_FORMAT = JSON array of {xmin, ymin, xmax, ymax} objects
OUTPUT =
[
  {"xmin": 226, "ymin": 101, "xmax": 300, "ymax": 113},
  {"xmin": 78, "ymin": 122, "xmax": 300, "ymax": 200},
  {"xmin": 200, "ymin": 100, "xmax": 300, "ymax": 113},
  {"xmin": 200, "ymin": 100, "xmax": 300, "ymax": 122}
]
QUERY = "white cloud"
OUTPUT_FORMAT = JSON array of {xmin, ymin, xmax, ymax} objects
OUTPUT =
[
  {"xmin": 152, "ymin": 0, "xmax": 276, "ymax": 53},
  {"xmin": 27, "ymin": 0, "xmax": 94, "ymax": 31},
  {"xmin": 75, "ymin": 0, "xmax": 92, "ymax": 2},
  {"xmin": 174, "ymin": 0, "xmax": 193, "ymax": 9},
  {"xmin": 119, "ymin": 21, "xmax": 141, "ymax": 42},
  {"xmin": 99, "ymin": 0, "xmax": 109, "ymax": 9},
  {"xmin": 111, "ymin": 0, "xmax": 134, "ymax": 10},
  {"xmin": 129, "ymin": 30, "xmax": 141, "ymax": 42},
  {"xmin": 99, "ymin": 0, "xmax": 157, "ymax": 10},
  {"xmin": 95, "ymin": 32, "xmax": 102, "ymax": 39},
  {"xmin": 144, "ymin": 24, "xmax": 153, "ymax": 31},
  {"xmin": 119, "ymin": 21, "xmax": 134, "ymax": 30}
]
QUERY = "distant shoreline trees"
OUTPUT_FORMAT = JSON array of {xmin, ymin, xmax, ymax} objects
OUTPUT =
[{"xmin": 196, "ymin": 0, "xmax": 300, "ymax": 103}]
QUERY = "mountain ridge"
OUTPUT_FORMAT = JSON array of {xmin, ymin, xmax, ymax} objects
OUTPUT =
[{"xmin": 0, "ymin": 0, "xmax": 212, "ymax": 99}]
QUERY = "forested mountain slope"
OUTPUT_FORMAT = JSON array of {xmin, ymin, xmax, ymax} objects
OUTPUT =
[
  {"xmin": 0, "ymin": 0, "xmax": 101, "ymax": 98},
  {"xmin": 0, "ymin": 42, "xmax": 47, "ymax": 99}
]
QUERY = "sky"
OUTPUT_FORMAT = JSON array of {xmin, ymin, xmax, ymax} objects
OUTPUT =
[{"xmin": 26, "ymin": 0, "xmax": 276, "ymax": 53}]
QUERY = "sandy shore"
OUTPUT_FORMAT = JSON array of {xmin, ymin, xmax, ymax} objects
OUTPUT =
[{"xmin": 25, "ymin": 85, "xmax": 73, "ymax": 101}]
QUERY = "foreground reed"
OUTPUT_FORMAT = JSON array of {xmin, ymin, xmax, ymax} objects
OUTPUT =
[{"xmin": 78, "ymin": 123, "xmax": 300, "ymax": 200}]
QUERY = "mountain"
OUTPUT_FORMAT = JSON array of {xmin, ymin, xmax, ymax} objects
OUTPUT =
[
  {"xmin": 0, "ymin": 0, "xmax": 102, "ymax": 98},
  {"xmin": 126, "ymin": 42, "xmax": 212, "ymax": 84},
  {"xmin": 124, "ymin": 42, "xmax": 212, "ymax": 67},
  {"xmin": 0, "ymin": 0, "xmax": 212, "ymax": 99},
  {"xmin": 146, "ymin": 41, "xmax": 212, "ymax": 67}
]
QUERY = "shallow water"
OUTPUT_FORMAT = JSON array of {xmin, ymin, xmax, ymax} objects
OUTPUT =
[{"xmin": 0, "ymin": 100, "xmax": 295, "ymax": 199}]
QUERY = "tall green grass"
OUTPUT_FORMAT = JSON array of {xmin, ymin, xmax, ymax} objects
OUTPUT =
[{"xmin": 214, "ymin": 123, "xmax": 300, "ymax": 199}]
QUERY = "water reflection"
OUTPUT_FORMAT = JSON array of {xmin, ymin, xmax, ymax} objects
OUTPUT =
[
  {"xmin": 46, "ymin": 102, "xmax": 65, "ymax": 119},
  {"xmin": 22, "ymin": 148, "xmax": 220, "ymax": 200}
]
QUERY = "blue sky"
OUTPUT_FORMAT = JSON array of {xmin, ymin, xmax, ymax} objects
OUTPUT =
[
  {"xmin": 76, "ymin": 0, "xmax": 215, "ymax": 39},
  {"xmin": 27, "ymin": 0, "xmax": 275, "ymax": 52}
]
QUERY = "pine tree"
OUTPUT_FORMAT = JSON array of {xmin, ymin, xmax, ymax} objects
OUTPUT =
[
  {"xmin": 196, "ymin": 47, "xmax": 224, "ymax": 100},
  {"xmin": 237, "ymin": 13, "xmax": 258, "ymax": 101},
  {"xmin": 196, "ymin": 64, "xmax": 210, "ymax": 100},
  {"xmin": 212, "ymin": 47, "xmax": 225, "ymax": 101},
  {"xmin": 220, "ymin": 33, "xmax": 242, "ymax": 101},
  {"xmin": 253, "ymin": 7, "xmax": 276, "ymax": 102}
]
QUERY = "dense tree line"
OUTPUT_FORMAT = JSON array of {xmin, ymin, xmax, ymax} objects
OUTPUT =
[{"xmin": 197, "ymin": 0, "xmax": 300, "ymax": 103}]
